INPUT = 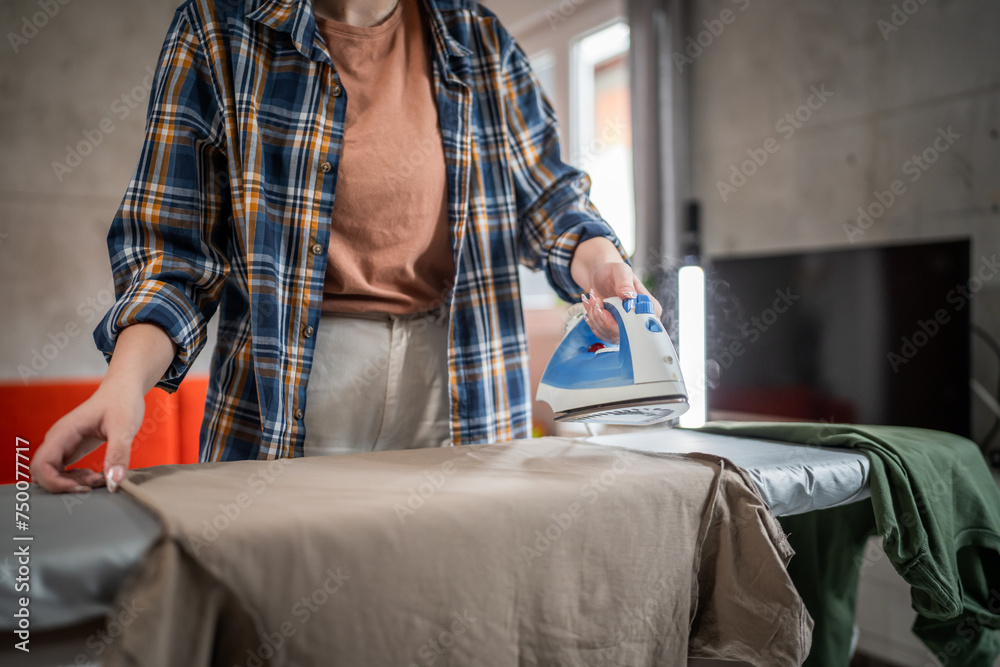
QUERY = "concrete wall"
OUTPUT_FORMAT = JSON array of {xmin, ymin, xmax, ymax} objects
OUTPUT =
[
  {"xmin": 687, "ymin": 0, "xmax": 1000, "ymax": 441},
  {"xmin": 0, "ymin": 0, "xmax": 209, "ymax": 382}
]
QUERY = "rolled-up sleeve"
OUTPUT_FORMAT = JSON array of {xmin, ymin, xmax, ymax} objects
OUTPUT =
[
  {"xmin": 501, "ymin": 41, "xmax": 628, "ymax": 303},
  {"xmin": 94, "ymin": 9, "xmax": 230, "ymax": 392}
]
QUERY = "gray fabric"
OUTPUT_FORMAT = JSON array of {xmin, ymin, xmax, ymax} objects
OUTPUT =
[
  {"xmin": 586, "ymin": 428, "xmax": 871, "ymax": 516},
  {"xmin": 0, "ymin": 483, "xmax": 160, "ymax": 631}
]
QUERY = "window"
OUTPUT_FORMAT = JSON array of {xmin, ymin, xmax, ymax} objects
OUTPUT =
[
  {"xmin": 511, "ymin": 0, "xmax": 633, "ymax": 310},
  {"xmin": 571, "ymin": 22, "xmax": 634, "ymax": 256},
  {"xmin": 529, "ymin": 50, "xmax": 556, "ymax": 99}
]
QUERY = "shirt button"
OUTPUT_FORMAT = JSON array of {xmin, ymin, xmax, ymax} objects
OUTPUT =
[
  {"xmin": 320, "ymin": 161, "xmax": 332, "ymax": 173},
  {"xmin": 311, "ymin": 243, "xmax": 323, "ymax": 255},
  {"xmin": 331, "ymin": 83, "xmax": 343, "ymax": 97},
  {"xmin": 303, "ymin": 325, "xmax": 315, "ymax": 339},
  {"xmin": 294, "ymin": 408, "xmax": 304, "ymax": 420}
]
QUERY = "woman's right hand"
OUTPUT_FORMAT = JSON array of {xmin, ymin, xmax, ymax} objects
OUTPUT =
[
  {"xmin": 30, "ymin": 379, "xmax": 147, "ymax": 493},
  {"xmin": 29, "ymin": 322, "xmax": 177, "ymax": 494}
]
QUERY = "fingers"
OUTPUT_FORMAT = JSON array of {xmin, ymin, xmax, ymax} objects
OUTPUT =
[
  {"xmin": 33, "ymin": 462, "xmax": 91, "ymax": 494},
  {"xmin": 103, "ymin": 412, "xmax": 136, "ymax": 493},
  {"xmin": 582, "ymin": 290, "xmax": 620, "ymax": 344},
  {"xmin": 632, "ymin": 278, "xmax": 664, "ymax": 318},
  {"xmin": 72, "ymin": 468, "xmax": 106, "ymax": 485},
  {"xmin": 28, "ymin": 383, "xmax": 145, "ymax": 495},
  {"xmin": 66, "ymin": 468, "xmax": 106, "ymax": 488},
  {"xmin": 32, "ymin": 462, "xmax": 105, "ymax": 495},
  {"xmin": 611, "ymin": 263, "xmax": 638, "ymax": 301},
  {"xmin": 583, "ymin": 260, "xmax": 665, "ymax": 341},
  {"xmin": 31, "ymin": 421, "xmax": 98, "ymax": 494}
]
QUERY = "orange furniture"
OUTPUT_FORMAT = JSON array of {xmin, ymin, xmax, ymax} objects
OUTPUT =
[{"xmin": 0, "ymin": 376, "xmax": 209, "ymax": 485}]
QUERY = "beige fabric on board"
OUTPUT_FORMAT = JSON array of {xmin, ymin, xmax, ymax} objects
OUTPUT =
[{"xmin": 105, "ymin": 440, "xmax": 812, "ymax": 666}]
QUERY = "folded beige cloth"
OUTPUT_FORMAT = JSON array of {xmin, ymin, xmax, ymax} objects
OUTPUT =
[{"xmin": 105, "ymin": 438, "xmax": 811, "ymax": 666}]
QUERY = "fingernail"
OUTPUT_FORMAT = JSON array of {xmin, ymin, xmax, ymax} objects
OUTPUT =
[
  {"xmin": 624, "ymin": 291, "xmax": 638, "ymax": 299},
  {"xmin": 106, "ymin": 465, "xmax": 125, "ymax": 493},
  {"xmin": 73, "ymin": 485, "xmax": 90, "ymax": 494}
]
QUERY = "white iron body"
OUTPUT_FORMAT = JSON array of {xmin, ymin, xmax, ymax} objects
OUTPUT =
[{"xmin": 536, "ymin": 296, "xmax": 690, "ymax": 425}]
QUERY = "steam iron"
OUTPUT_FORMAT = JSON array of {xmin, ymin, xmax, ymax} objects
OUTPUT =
[{"xmin": 536, "ymin": 295, "xmax": 689, "ymax": 425}]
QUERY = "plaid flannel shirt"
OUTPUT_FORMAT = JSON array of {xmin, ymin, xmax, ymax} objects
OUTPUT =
[{"xmin": 94, "ymin": 0, "xmax": 627, "ymax": 460}]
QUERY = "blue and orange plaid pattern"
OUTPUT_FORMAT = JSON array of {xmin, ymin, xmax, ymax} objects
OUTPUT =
[{"xmin": 94, "ymin": 0, "xmax": 627, "ymax": 460}]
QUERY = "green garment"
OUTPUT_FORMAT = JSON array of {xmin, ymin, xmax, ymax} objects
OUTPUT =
[{"xmin": 698, "ymin": 422, "xmax": 1000, "ymax": 667}]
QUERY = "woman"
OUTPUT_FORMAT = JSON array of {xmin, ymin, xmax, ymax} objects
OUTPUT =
[{"xmin": 31, "ymin": 0, "xmax": 658, "ymax": 494}]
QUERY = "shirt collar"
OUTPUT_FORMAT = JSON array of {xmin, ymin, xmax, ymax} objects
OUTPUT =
[{"xmin": 245, "ymin": 0, "xmax": 470, "ymax": 63}]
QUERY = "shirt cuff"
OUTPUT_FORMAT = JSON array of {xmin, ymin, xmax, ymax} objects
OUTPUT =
[
  {"xmin": 92, "ymin": 279, "xmax": 208, "ymax": 392},
  {"xmin": 544, "ymin": 214, "xmax": 629, "ymax": 303}
]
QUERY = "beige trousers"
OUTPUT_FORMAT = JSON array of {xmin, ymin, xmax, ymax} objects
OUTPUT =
[{"xmin": 303, "ymin": 309, "xmax": 452, "ymax": 456}]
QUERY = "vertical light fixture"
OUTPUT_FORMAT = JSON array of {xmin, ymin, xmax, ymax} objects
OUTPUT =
[
  {"xmin": 678, "ymin": 201, "xmax": 706, "ymax": 428},
  {"xmin": 678, "ymin": 266, "xmax": 706, "ymax": 427}
]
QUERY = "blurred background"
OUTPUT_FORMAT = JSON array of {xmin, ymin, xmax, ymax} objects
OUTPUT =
[{"xmin": 1, "ymin": 1, "xmax": 998, "ymax": 664}]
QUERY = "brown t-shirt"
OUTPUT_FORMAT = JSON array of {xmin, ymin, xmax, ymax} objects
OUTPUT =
[{"xmin": 316, "ymin": 0, "xmax": 453, "ymax": 314}]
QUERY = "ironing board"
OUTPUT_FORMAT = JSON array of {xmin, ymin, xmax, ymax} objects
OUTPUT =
[
  {"xmin": 0, "ymin": 428, "xmax": 870, "ymax": 642},
  {"xmin": 587, "ymin": 427, "xmax": 871, "ymax": 516}
]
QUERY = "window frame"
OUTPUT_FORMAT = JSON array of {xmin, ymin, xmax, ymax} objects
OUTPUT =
[{"xmin": 514, "ymin": 0, "xmax": 633, "ymax": 310}]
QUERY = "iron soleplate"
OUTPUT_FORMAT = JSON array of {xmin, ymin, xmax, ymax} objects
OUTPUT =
[{"xmin": 553, "ymin": 395, "xmax": 689, "ymax": 425}]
